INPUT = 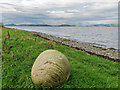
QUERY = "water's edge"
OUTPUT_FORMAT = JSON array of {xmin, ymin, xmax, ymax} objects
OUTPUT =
[
  {"xmin": 6, "ymin": 27, "xmax": 120, "ymax": 62},
  {"xmin": 28, "ymin": 30, "xmax": 119, "ymax": 62},
  {"xmin": 6, "ymin": 26, "xmax": 118, "ymax": 49}
]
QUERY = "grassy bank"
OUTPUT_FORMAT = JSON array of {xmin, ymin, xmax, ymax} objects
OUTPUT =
[
  {"xmin": 2, "ymin": 27, "xmax": 118, "ymax": 88},
  {"xmin": 0, "ymin": 27, "xmax": 2, "ymax": 89}
]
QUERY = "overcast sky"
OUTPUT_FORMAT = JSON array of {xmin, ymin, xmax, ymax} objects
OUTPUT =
[{"xmin": 0, "ymin": 0, "xmax": 119, "ymax": 25}]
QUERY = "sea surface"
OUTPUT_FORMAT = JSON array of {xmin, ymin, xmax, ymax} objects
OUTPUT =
[{"xmin": 6, "ymin": 26, "xmax": 118, "ymax": 49}]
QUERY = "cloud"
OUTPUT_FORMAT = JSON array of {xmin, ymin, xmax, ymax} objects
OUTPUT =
[
  {"xmin": 82, "ymin": 20, "xmax": 118, "ymax": 25},
  {"xmin": 47, "ymin": 10, "xmax": 75, "ymax": 18},
  {"xmin": 0, "ymin": 0, "xmax": 119, "ymax": 24}
]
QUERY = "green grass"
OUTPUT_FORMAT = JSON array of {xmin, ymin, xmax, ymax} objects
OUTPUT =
[
  {"xmin": 0, "ymin": 27, "xmax": 2, "ymax": 89},
  {"xmin": 2, "ymin": 27, "xmax": 119, "ymax": 88}
]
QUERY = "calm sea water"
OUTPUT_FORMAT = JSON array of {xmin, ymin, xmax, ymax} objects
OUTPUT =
[{"xmin": 6, "ymin": 26, "xmax": 118, "ymax": 49}]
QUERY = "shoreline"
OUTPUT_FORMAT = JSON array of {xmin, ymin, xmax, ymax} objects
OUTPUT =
[
  {"xmin": 29, "ymin": 31, "xmax": 119, "ymax": 62},
  {"xmin": 7, "ymin": 27, "xmax": 120, "ymax": 62}
]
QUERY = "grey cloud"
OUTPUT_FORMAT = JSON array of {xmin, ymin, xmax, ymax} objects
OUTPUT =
[{"xmin": 0, "ymin": 1, "xmax": 118, "ymax": 25}]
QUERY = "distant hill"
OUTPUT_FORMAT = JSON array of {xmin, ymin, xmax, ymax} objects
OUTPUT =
[
  {"xmin": 4, "ymin": 24, "xmax": 119, "ymax": 27},
  {"xmin": 74, "ymin": 24, "xmax": 119, "ymax": 27}
]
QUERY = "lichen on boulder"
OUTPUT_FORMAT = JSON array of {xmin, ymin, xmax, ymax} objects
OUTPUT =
[{"xmin": 31, "ymin": 50, "xmax": 70, "ymax": 87}]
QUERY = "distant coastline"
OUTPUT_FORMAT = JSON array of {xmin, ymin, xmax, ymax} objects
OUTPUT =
[{"xmin": 4, "ymin": 24, "xmax": 119, "ymax": 27}]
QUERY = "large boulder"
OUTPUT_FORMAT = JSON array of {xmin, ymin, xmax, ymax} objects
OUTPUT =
[{"xmin": 31, "ymin": 50, "xmax": 70, "ymax": 87}]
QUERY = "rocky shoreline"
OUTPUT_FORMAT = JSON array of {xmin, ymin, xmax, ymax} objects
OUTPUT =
[{"xmin": 26, "ymin": 31, "xmax": 120, "ymax": 62}]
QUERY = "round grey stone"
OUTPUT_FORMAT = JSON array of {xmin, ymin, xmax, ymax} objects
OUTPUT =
[{"xmin": 31, "ymin": 50, "xmax": 70, "ymax": 87}]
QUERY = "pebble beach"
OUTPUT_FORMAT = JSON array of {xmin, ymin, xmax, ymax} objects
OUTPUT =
[{"xmin": 29, "ymin": 31, "xmax": 120, "ymax": 62}]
